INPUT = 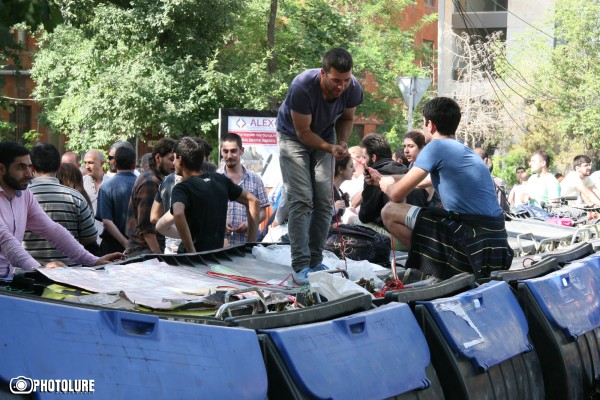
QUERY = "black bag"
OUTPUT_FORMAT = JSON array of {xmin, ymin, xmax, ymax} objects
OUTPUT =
[{"xmin": 325, "ymin": 224, "xmax": 391, "ymax": 264}]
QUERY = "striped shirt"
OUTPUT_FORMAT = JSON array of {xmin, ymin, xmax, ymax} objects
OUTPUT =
[
  {"xmin": 217, "ymin": 166, "xmax": 269, "ymax": 245},
  {"xmin": 23, "ymin": 177, "xmax": 98, "ymax": 267}
]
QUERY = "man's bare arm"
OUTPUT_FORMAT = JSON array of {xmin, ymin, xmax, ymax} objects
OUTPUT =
[
  {"xmin": 235, "ymin": 190, "xmax": 260, "ymax": 243},
  {"xmin": 102, "ymin": 219, "xmax": 128, "ymax": 248},
  {"xmin": 172, "ymin": 202, "xmax": 194, "ymax": 252},
  {"xmin": 291, "ymin": 111, "xmax": 348, "ymax": 159},
  {"xmin": 150, "ymin": 200, "xmax": 165, "ymax": 225}
]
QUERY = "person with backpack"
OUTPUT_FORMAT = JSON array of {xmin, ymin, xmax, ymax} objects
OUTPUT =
[{"xmin": 474, "ymin": 147, "xmax": 510, "ymax": 212}]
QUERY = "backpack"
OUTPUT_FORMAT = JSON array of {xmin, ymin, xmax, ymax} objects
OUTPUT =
[
  {"xmin": 496, "ymin": 183, "xmax": 511, "ymax": 213},
  {"xmin": 325, "ymin": 224, "xmax": 391, "ymax": 264}
]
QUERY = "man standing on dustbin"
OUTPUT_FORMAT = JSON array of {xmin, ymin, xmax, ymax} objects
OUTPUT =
[{"xmin": 276, "ymin": 47, "xmax": 364, "ymax": 285}]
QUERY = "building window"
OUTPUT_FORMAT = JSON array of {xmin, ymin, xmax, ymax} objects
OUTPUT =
[
  {"xmin": 455, "ymin": 0, "xmax": 507, "ymax": 12},
  {"xmin": 9, "ymin": 105, "xmax": 32, "ymax": 142},
  {"xmin": 16, "ymin": 29, "xmax": 28, "ymax": 51}
]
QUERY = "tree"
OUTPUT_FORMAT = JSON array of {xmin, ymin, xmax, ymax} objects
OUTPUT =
[
  {"xmin": 32, "ymin": 0, "xmax": 437, "ymax": 150},
  {"xmin": 219, "ymin": 0, "xmax": 436, "ymax": 133},
  {"xmin": 507, "ymin": 0, "xmax": 600, "ymax": 161},
  {"xmin": 32, "ymin": 0, "xmax": 244, "ymax": 150},
  {"xmin": 445, "ymin": 30, "xmax": 522, "ymax": 150},
  {"xmin": 0, "ymin": 0, "xmax": 57, "ymax": 54}
]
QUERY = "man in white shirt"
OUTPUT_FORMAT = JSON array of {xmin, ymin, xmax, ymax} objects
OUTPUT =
[
  {"xmin": 526, "ymin": 150, "xmax": 560, "ymax": 207},
  {"xmin": 560, "ymin": 155, "xmax": 600, "ymax": 206},
  {"xmin": 83, "ymin": 149, "xmax": 107, "ymax": 239}
]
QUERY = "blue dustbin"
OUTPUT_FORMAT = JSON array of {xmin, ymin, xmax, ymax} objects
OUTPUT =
[
  {"xmin": 0, "ymin": 293, "xmax": 267, "ymax": 399},
  {"xmin": 519, "ymin": 254, "xmax": 600, "ymax": 400},
  {"xmin": 260, "ymin": 302, "xmax": 444, "ymax": 399},
  {"xmin": 415, "ymin": 280, "xmax": 544, "ymax": 400}
]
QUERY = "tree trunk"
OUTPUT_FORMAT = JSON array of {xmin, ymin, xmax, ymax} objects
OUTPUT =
[
  {"xmin": 267, "ymin": 0, "xmax": 277, "ymax": 75},
  {"xmin": 267, "ymin": 0, "xmax": 278, "ymax": 110}
]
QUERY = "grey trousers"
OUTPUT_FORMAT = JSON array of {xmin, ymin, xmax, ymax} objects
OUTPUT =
[{"xmin": 278, "ymin": 132, "xmax": 334, "ymax": 272}]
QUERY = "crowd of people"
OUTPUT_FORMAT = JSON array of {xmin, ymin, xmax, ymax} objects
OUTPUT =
[
  {"xmin": 507, "ymin": 153, "xmax": 600, "ymax": 209},
  {"xmin": 3, "ymin": 46, "xmax": 597, "ymax": 286},
  {"xmin": 0, "ymin": 135, "xmax": 263, "ymax": 281}
]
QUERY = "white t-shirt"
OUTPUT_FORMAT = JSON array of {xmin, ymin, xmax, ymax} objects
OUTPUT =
[
  {"xmin": 527, "ymin": 173, "xmax": 560, "ymax": 206},
  {"xmin": 561, "ymin": 171, "xmax": 595, "ymax": 204},
  {"xmin": 340, "ymin": 175, "xmax": 364, "ymax": 198}
]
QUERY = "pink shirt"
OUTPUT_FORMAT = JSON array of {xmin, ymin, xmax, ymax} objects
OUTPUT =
[{"xmin": 0, "ymin": 187, "xmax": 98, "ymax": 279}]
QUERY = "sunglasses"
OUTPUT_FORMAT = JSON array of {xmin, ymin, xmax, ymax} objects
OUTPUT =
[{"xmin": 108, "ymin": 156, "xmax": 115, "ymax": 161}]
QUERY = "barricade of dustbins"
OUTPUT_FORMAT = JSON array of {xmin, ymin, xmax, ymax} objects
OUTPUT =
[
  {"xmin": 518, "ymin": 254, "xmax": 600, "ymax": 400},
  {"xmin": 0, "ymin": 293, "xmax": 268, "ymax": 399}
]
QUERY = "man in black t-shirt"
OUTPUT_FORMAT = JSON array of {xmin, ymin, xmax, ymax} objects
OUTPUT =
[{"xmin": 155, "ymin": 137, "xmax": 260, "ymax": 252}]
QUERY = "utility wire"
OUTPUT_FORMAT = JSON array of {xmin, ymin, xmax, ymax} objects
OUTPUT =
[{"xmin": 450, "ymin": 0, "xmax": 567, "ymax": 120}]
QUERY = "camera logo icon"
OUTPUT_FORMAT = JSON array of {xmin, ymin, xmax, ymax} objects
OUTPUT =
[{"xmin": 9, "ymin": 376, "xmax": 33, "ymax": 394}]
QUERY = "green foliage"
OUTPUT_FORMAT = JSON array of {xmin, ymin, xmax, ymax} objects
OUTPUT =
[
  {"xmin": 0, "ymin": 0, "xmax": 58, "ymax": 53},
  {"xmin": 32, "ymin": 0, "xmax": 244, "ymax": 150},
  {"xmin": 494, "ymin": 148, "xmax": 528, "ymax": 186},
  {"xmin": 0, "ymin": 120, "xmax": 15, "ymax": 140},
  {"xmin": 221, "ymin": 0, "xmax": 435, "ymax": 133},
  {"xmin": 32, "ymin": 0, "xmax": 436, "ymax": 151},
  {"xmin": 384, "ymin": 126, "xmax": 403, "ymax": 154},
  {"xmin": 350, "ymin": 0, "xmax": 435, "ymax": 134},
  {"xmin": 510, "ymin": 0, "xmax": 600, "ymax": 158},
  {"xmin": 22, "ymin": 129, "xmax": 41, "ymax": 147}
]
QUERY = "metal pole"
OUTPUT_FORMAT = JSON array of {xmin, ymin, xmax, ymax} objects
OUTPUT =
[
  {"xmin": 437, "ymin": 0, "xmax": 445, "ymax": 96},
  {"xmin": 407, "ymin": 77, "xmax": 415, "ymax": 132}
]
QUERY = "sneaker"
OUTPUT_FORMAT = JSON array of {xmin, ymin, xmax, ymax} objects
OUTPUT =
[
  {"xmin": 310, "ymin": 263, "xmax": 329, "ymax": 272},
  {"xmin": 292, "ymin": 268, "xmax": 310, "ymax": 285}
]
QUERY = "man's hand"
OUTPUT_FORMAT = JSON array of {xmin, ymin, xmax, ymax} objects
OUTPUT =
[
  {"xmin": 338, "ymin": 141, "xmax": 349, "ymax": 153},
  {"xmin": 226, "ymin": 221, "xmax": 248, "ymax": 234},
  {"xmin": 95, "ymin": 253, "xmax": 127, "ymax": 265},
  {"xmin": 44, "ymin": 261, "xmax": 67, "ymax": 269},
  {"xmin": 233, "ymin": 221, "xmax": 248, "ymax": 234},
  {"xmin": 363, "ymin": 166, "xmax": 383, "ymax": 186},
  {"xmin": 334, "ymin": 199, "xmax": 346, "ymax": 210},
  {"xmin": 330, "ymin": 144, "xmax": 348, "ymax": 160}
]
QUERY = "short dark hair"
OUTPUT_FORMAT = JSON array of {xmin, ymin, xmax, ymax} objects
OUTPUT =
[
  {"xmin": 221, "ymin": 133, "xmax": 243, "ymax": 149},
  {"xmin": 404, "ymin": 131, "xmax": 426, "ymax": 149},
  {"xmin": 202, "ymin": 140, "xmax": 212, "ymax": 158},
  {"xmin": 393, "ymin": 148, "xmax": 409, "ymax": 165},
  {"xmin": 140, "ymin": 153, "xmax": 152, "ymax": 166},
  {"xmin": 516, "ymin": 166, "xmax": 525, "ymax": 173},
  {"xmin": 573, "ymin": 155, "xmax": 591, "ymax": 168},
  {"xmin": 322, "ymin": 48, "xmax": 353, "ymax": 73},
  {"xmin": 110, "ymin": 140, "xmax": 134, "ymax": 151},
  {"xmin": 31, "ymin": 142, "xmax": 61, "ymax": 173},
  {"xmin": 175, "ymin": 137, "xmax": 205, "ymax": 171},
  {"xmin": 334, "ymin": 156, "xmax": 352, "ymax": 177},
  {"xmin": 149, "ymin": 138, "xmax": 176, "ymax": 169},
  {"xmin": 115, "ymin": 146, "xmax": 137, "ymax": 170},
  {"xmin": 0, "ymin": 142, "xmax": 30, "ymax": 169},
  {"xmin": 423, "ymin": 97, "xmax": 462, "ymax": 136},
  {"xmin": 361, "ymin": 134, "xmax": 392, "ymax": 160},
  {"xmin": 533, "ymin": 150, "xmax": 551, "ymax": 167}
]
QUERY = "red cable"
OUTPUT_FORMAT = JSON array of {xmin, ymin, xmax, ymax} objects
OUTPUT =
[
  {"xmin": 373, "ymin": 216, "xmax": 404, "ymax": 298},
  {"xmin": 207, "ymin": 271, "xmax": 289, "ymax": 288}
]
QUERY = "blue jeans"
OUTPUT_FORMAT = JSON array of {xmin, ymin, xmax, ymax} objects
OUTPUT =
[{"xmin": 278, "ymin": 132, "xmax": 334, "ymax": 272}]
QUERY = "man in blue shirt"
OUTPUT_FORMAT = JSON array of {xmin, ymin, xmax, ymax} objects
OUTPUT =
[
  {"xmin": 371, "ymin": 97, "xmax": 513, "ymax": 280},
  {"xmin": 96, "ymin": 146, "xmax": 138, "ymax": 254},
  {"xmin": 276, "ymin": 47, "xmax": 364, "ymax": 285}
]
